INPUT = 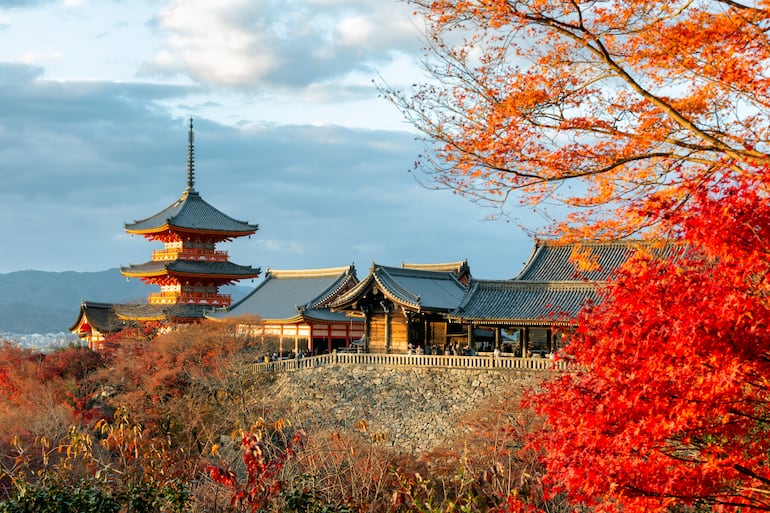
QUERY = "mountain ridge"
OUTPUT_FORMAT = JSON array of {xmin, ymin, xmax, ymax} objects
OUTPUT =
[{"xmin": 0, "ymin": 268, "xmax": 253, "ymax": 334}]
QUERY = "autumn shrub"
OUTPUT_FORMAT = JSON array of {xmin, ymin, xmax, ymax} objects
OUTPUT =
[
  {"xmin": 286, "ymin": 422, "xmax": 408, "ymax": 512},
  {"xmin": 201, "ymin": 399, "xmax": 565, "ymax": 513},
  {"xmin": 88, "ymin": 318, "xmax": 274, "ymax": 461},
  {"xmin": 0, "ymin": 342, "xmax": 107, "ymax": 499},
  {"xmin": 0, "ymin": 409, "xmax": 190, "ymax": 512}
]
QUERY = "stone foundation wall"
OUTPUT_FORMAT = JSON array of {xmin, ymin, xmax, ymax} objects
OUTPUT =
[{"xmin": 265, "ymin": 363, "xmax": 548, "ymax": 454}]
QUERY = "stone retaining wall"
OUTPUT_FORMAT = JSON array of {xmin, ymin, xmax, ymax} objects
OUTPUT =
[{"xmin": 265, "ymin": 363, "xmax": 548, "ymax": 454}]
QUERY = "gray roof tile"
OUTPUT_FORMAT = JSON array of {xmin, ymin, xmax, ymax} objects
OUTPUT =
[
  {"xmin": 452, "ymin": 281, "xmax": 600, "ymax": 325},
  {"xmin": 514, "ymin": 239, "xmax": 676, "ymax": 281}
]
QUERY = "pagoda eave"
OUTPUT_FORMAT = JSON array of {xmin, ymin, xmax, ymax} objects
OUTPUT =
[
  {"xmin": 126, "ymin": 225, "xmax": 256, "ymax": 242},
  {"xmin": 121, "ymin": 268, "xmax": 167, "ymax": 279},
  {"xmin": 122, "ymin": 271, "xmax": 260, "ymax": 286},
  {"xmin": 168, "ymin": 271, "xmax": 260, "ymax": 281},
  {"xmin": 116, "ymin": 311, "xmax": 166, "ymax": 322}
]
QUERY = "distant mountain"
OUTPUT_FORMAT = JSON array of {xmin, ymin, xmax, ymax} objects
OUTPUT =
[{"xmin": 0, "ymin": 269, "xmax": 253, "ymax": 335}]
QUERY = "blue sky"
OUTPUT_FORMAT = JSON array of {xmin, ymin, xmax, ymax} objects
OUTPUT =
[{"xmin": 0, "ymin": 0, "xmax": 543, "ymax": 280}]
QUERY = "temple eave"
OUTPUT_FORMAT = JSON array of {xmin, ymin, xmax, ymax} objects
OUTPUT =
[
  {"xmin": 126, "ymin": 225, "xmax": 256, "ymax": 240},
  {"xmin": 116, "ymin": 312, "xmax": 166, "ymax": 321},
  {"xmin": 166, "ymin": 271, "xmax": 260, "ymax": 281}
]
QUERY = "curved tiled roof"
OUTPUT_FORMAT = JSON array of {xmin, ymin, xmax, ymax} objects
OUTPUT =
[
  {"xmin": 68, "ymin": 301, "xmax": 132, "ymax": 333},
  {"xmin": 121, "ymin": 259, "xmax": 261, "ymax": 279},
  {"xmin": 333, "ymin": 264, "xmax": 467, "ymax": 312},
  {"xmin": 451, "ymin": 280, "xmax": 601, "ymax": 326},
  {"xmin": 124, "ymin": 190, "xmax": 258, "ymax": 237},
  {"xmin": 513, "ymin": 239, "xmax": 676, "ymax": 281},
  {"xmin": 207, "ymin": 265, "xmax": 359, "ymax": 322}
]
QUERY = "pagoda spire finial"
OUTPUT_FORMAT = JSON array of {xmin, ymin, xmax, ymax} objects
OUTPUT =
[{"xmin": 186, "ymin": 117, "xmax": 195, "ymax": 192}]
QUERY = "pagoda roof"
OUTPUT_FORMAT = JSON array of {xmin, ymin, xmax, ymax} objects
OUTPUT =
[
  {"xmin": 121, "ymin": 259, "xmax": 261, "ymax": 280},
  {"xmin": 124, "ymin": 190, "xmax": 258, "ymax": 237},
  {"xmin": 124, "ymin": 119, "xmax": 257, "ymax": 238},
  {"xmin": 206, "ymin": 265, "xmax": 360, "ymax": 323},
  {"xmin": 332, "ymin": 263, "xmax": 468, "ymax": 313},
  {"xmin": 449, "ymin": 280, "xmax": 600, "ymax": 326},
  {"xmin": 513, "ymin": 238, "xmax": 677, "ymax": 282}
]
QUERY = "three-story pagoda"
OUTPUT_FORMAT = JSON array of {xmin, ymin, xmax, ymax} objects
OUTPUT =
[{"xmin": 120, "ymin": 119, "xmax": 260, "ymax": 319}]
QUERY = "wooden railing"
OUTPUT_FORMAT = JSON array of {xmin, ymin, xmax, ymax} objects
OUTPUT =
[
  {"xmin": 251, "ymin": 353, "xmax": 571, "ymax": 374},
  {"xmin": 148, "ymin": 292, "xmax": 231, "ymax": 305},
  {"xmin": 152, "ymin": 248, "xmax": 229, "ymax": 262}
]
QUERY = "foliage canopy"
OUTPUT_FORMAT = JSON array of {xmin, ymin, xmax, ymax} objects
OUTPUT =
[{"xmin": 390, "ymin": 0, "xmax": 770, "ymax": 236}]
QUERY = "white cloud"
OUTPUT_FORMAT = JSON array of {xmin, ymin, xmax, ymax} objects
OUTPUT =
[
  {"xmin": 145, "ymin": 0, "xmax": 279, "ymax": 86},
  {"xmin": 144, "ymin": 0, "xmax": 421, "ymax": 89},
  {"xmin": 336, "ymin": 15, "xmax": 374, "ymax": 48},
  {"xmin": 16, "ymin": 48, "xmax": 61, "ymax": 65}
]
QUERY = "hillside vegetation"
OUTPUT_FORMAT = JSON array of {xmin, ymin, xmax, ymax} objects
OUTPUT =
[{"xmin": 0, "ymin": 322, "xmax": 551, "ymax": 513}]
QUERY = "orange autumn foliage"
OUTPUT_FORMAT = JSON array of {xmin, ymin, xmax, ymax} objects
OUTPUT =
[{"xmin": 388, "ymin": 0, "xmax": 770, "ymax": 238}]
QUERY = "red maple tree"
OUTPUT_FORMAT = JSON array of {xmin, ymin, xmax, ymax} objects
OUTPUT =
[{"xmin": 524, "ymin": 166, "xmax": 770, "ymax": 513}]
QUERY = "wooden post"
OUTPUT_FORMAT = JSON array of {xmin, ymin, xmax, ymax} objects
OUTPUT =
[
  {"xmin": 522, "ymin": 327, "xmax": 529, "ymax": 358},
  {"xmin": 385, "ymin": 312, "xmax": 391, "ymax": 353},
  {"xmin": 467, "ymin": 324, "xmax": 474, "ymax": 351}
]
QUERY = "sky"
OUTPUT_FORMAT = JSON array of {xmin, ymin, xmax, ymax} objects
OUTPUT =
[{"xmin": 0, "ymin": 0, "xmax": 544, "ymax": 282}]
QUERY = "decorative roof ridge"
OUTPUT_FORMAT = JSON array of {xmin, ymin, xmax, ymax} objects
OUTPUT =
[
  {"xmin": 472, "ymin": 279, "xmax": 602, "ymax": 289},
  {"xmin": 377, "ymin": 263, "xmax": 463, "ymax": 280},
  {"xmin": 267, "ymin": 265, "xmax": 355, "ymax": 279},
  {"xmin": 81, "ymin": 300, "xmax": 119, "ymax": 309},
  {"xmin": 532, "ymin": 237, "xmax": 668, "ymax": 247},
  {"xmin": 402, "ymin": 260, "xmax": 467, "ymax": 267},
  {"xmin": 401, "ymin": 260, "xmax": 470, "ymax": 273}
]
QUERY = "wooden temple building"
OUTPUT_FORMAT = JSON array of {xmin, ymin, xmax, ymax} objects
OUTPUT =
[
  {"xmin": 70, "ymin": 119, "xmax": 260, "ymax": 348},
  {"xmin": 205, "ymin": 265, "xmax": 364, "ymax": 356},
  {"xmin": 330, "ymin": 261, "xmax": 471, "ymax": 354},
  {"xmin": 331, "ymin": 241, "xmax": 672, "ymax": 355}
]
